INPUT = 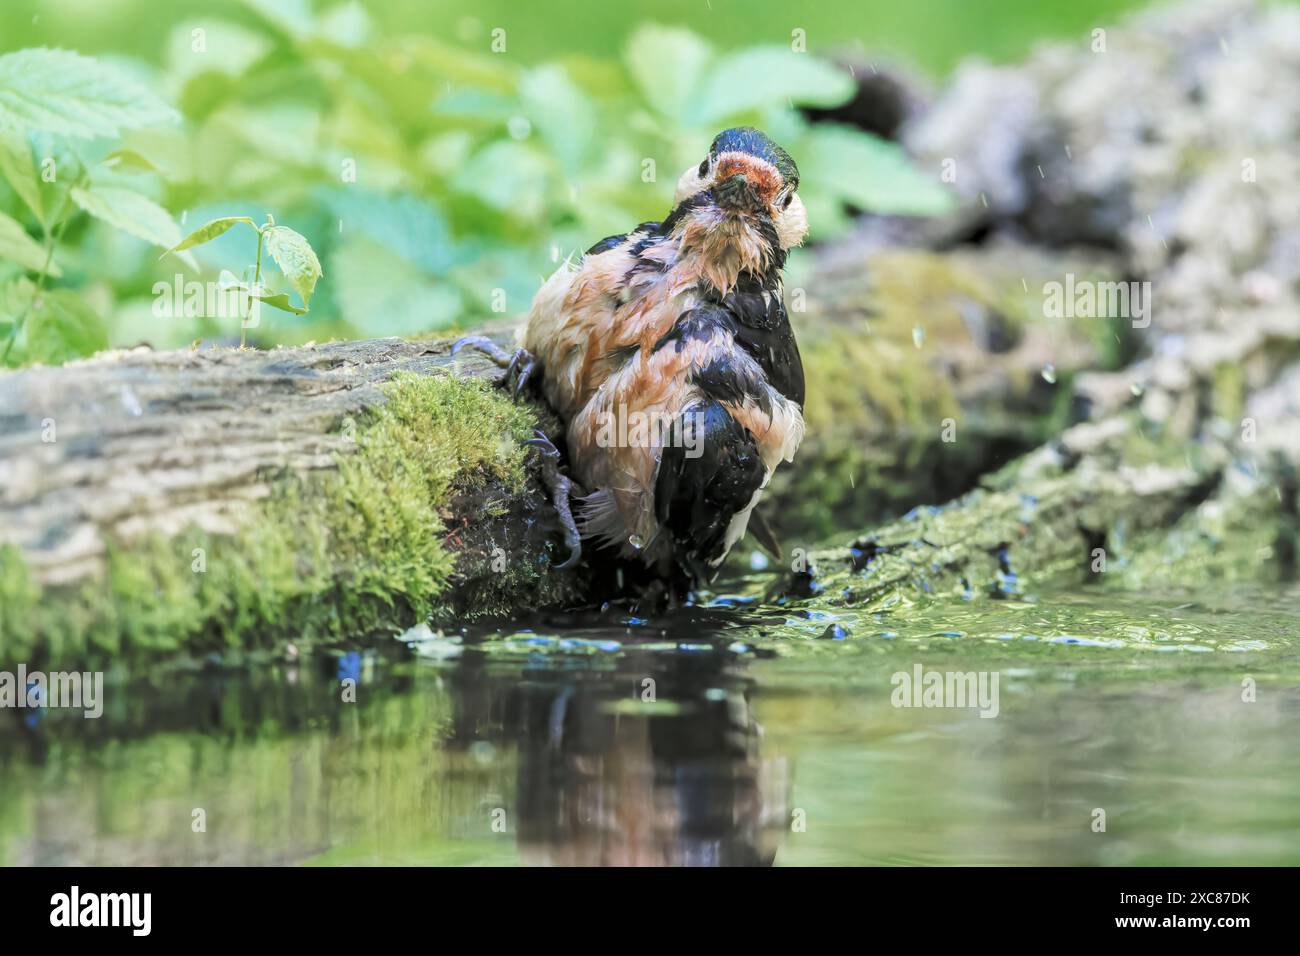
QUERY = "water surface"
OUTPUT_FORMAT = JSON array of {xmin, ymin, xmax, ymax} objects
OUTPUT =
[{"xmin": 2, "ymin": 579, "xmax": 1297, "ymax": 866}]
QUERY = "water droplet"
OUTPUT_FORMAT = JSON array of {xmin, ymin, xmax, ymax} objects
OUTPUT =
[
  {"xmin": 629, "ymin": 534, "xmax": 644, "ymax": 550},
  {"xmin": 1041, "ymin": 363, "xmax": 1057, "ymax": 384},
  {"xmin": 912, "ymin": 325, "xmax": 925, "ymax": 348}
]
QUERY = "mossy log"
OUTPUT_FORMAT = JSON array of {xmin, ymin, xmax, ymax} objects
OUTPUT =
[
  {"xmin": 777, "ymin": 240, "xmax": 1120, "ymax": 545},
  {"xmin": 796, "ymin": 0, "xmax": 1300, "ymax": 606},
  {"xmin": 784, "ymin": 410, "xmax": 1286, "ymax": 606},
  {"xmin": 0, "ymin": 236, "xmax": 1116, "ymax": 664},
  {"xmin": 0, "ymin": 335, "xmax": 584, "ymax": 663}
]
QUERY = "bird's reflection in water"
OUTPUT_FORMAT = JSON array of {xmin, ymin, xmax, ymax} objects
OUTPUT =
[{"xmin": 444, "ymin": 647, "xmax": 790, "ymax": 866}]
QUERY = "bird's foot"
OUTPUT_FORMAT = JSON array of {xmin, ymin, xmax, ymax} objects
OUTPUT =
[
  {"xmin": 525, "ymin": 428, "xmax": 583, "ymax": 571},
  {"xmin": 451, "ymin": 336, "xmax": 537, "ymax": 401}
]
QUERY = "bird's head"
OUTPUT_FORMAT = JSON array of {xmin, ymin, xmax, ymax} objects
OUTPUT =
[
  {"xmin": 671, "ymin": 127, "xmax": 808, "ymax": 257},
  {"xmin": 670, "ymin": 128, "xmax": 800, "ymax": 243}
]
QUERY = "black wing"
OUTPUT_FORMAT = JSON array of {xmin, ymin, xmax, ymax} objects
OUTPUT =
[
  {"xmin": 653, "ymin": 290, "xmax": 804, "ymax": 408},
  {"xmin": 654, "ymin": 401, "xmax": 766, "ymax": 584},
  {"xmin": 710, "ymin": 273, "xmax": 805, "ymax": 407}
]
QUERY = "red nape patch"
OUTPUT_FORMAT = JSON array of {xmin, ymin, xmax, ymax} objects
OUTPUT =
[{"xmin": 714, "ymin": 152, "xmax": 781, "ymax": 201}]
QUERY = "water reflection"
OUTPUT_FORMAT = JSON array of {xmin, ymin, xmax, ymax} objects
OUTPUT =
[
  {"xmin": 445, "ymin": 649, "xmax": 788, "ymax": 866},
  {"xmin": 1, "ymin": 586, "xmax": 1298, "ymax": 865},
  {"xmin": 0, "ymin": 620, "xmax": 793, "ymax": 866}
]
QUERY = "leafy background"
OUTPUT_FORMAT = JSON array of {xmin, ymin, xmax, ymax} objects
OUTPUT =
[{"xmin": 0, "ymin": 0, "xmax": 1150, "ymax": 366}]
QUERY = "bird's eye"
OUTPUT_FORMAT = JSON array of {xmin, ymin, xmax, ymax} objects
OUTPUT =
[
  {"xmin": 698, "ymin": 159, "xmax": 709, "ymax": 177},
  {"xmin": 781, "ymin": 193, "xmax": 793, "ymax": 210}
]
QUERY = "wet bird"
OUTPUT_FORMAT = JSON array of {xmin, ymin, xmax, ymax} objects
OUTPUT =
[{"xmin": 457, "ymin": 127, "xmax": 807, "ymax": 588}]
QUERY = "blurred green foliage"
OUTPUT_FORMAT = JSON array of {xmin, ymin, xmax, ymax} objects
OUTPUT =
[{"xmin": 0, "ymin": 0, "xmax": 1149, "ymax": 364}]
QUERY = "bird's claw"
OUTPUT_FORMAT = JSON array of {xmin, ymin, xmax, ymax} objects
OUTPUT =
[
  {"xmin": 504, "ymin": 348, "xmax": 537, "ymax": 401},
  {"xmin": 451, "ymin": 334, "xmax": 511, "ymax": 364},
  {"xmin": 526, "ymin": 428, "xmax": 582, "ymax": 571},
  {"xmin": 458, "ymin": 340, "xmax": 574, "ymax": 564},
  {"xmin": 525, "ymin": 429, "xmax": 560, "ymax": 458},
  {"xmin": 553, "ymin": 533, "xmax": 582, "ymax": 571},
  {"xmin": 452, "ymin": 337, "xmax": 537, "ymax": 401}
]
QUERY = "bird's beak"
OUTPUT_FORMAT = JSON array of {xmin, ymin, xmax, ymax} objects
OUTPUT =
[{"xmin": 714, "ymin": 172, "xmax": 763, "ymax": 214}]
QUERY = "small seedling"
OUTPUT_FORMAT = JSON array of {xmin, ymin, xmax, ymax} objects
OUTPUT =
[{"xmin": 162, "ymin": 214, "xmax": 322, "ymax": 347}]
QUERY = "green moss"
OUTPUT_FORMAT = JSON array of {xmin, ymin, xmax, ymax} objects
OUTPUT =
[
  {"xmin": 0, "ymin": 545, "xmax": 42, "ymax": 656},
  {"xmin": 1107, "ymin": 482, "xmax": 1285, "ymax": 589},
  {"xmin": 790, "ymin": 406, "xmax": 1293, "ymax": 611},
  {"xmin": 801, "ymin": 251, "xmax": 984, "ymax": 439},
  {"xmin": 1211, "ymin": 360, "xmax": 1246, "ymax": 424},
  {"xmin": 771, "ymin": 249, "xmax": 1084, "ymax": 544},
  {"xmin": 0, "ymin": 372, "xmax": 540, "ymax": 666}
]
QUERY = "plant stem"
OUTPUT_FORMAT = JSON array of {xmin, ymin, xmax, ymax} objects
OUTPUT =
[
  {"xmin": 1, "ymin": 207, "xmax": 72, "ymax": 365},
  {"xmin": 242, "ymin": 228, "xmax": 265, "ymax": 350}
]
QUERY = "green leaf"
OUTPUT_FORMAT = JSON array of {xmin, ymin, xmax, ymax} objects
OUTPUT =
[
  {"xmin": 403, "ymin": 36, "xmax": 518, "ymax": 94},
  {"xmin": 690, "ymin": 47, "xmax": 854, "ymax": 124},
  {"xmin": 802, "ymin": 125, "xmax": 955, "ymax": 218},
  {"xmin": 25, "ymin": 288, "xmax": 107, "ymax": 365},
  {"xmin": 0, "ymin": 48, "xmax": 178, "ymax": 139},
  {"xmin": 324, "ymin": 189, "xmax": 453, "ymax": 274},
  {"xmin": 162, "ymin": 215, "xmax": 256, "ymax": 257},
  {"xmin": 202, "ymin": 273, "xmax": 305, "ymax": 317},
  {"xmin": 430, "ymin": 87, "xmax": 517, "ymax": 122},
  {"xmin": 317, "ymin": 2, "xmax": 372, "ymax": 48},
  {"xmin": 166, "ymin": 20, "xmax": 273, "ymax": 85},
  {"xmin": 71, "ymin": 184, "xmax": 199, "ymax": 273},
  {"xmin": 0, "ymin": 210, "xmax": 58, "ymax": 275},
  {"xmin": 625, "ymin": 25, "xmax": 714, "ymax": 120},
  {"xmin": 253, "ymin": 291, "xmax": 308, "ymax": 315},
  {"xmin": 519, "ymin": 65, "xmax": 596, "ymax": 173},
  {"xmin": 452, "ymin": 141, "xmax": 549, "ymax": 219},
  {"xmin": 330, "ymin": 235, "xmax": 460, "ymax": 335},
  {"xmin": 101, "ymin": 148, "xmax": 167, "ymax": 176},
  {"xmin": 238, "ymin": 0, "xmax": 316, "ymax": 38},
  {"xmin": 262, "ymin": 225, "xmax": 322, "ymax": 307},
  {"xmin": 0, "ymin": 275, "xmax": 35, "ymax": 318},
  {"xmin": 71, "ymin": 185, "xmax": 182, "ymax": 249},
  {"xmin": 0, "ymin": 130, "xmax": 44, "ymax": 226}
]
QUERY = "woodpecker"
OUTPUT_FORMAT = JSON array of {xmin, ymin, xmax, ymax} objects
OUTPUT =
[{"xmin": 457, "ymin": 127, "xmax": 807, "ymax": 588}]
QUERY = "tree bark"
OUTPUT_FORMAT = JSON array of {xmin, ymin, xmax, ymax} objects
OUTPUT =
[{"xmin": 1, "ymin": 334, "xmax": 510, "ymax": 584}]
